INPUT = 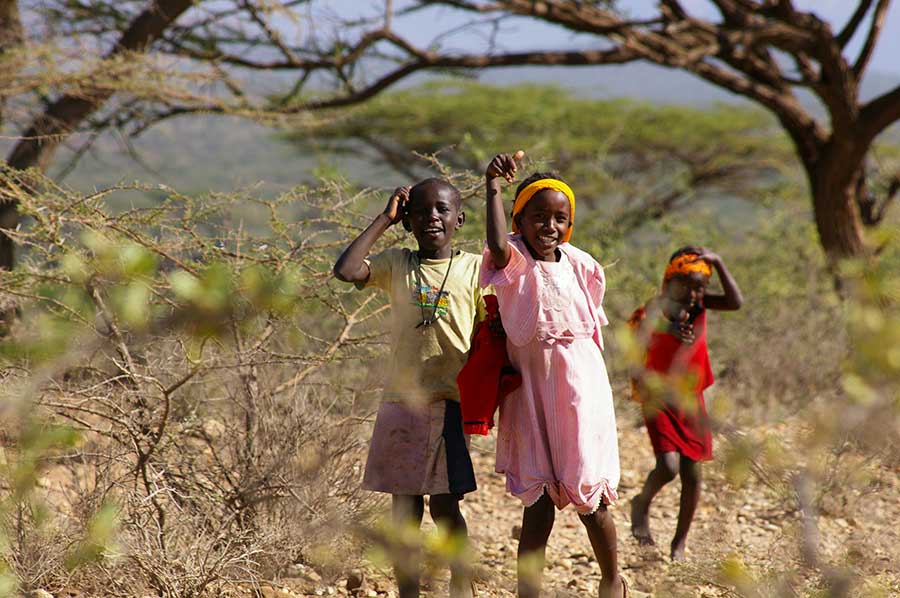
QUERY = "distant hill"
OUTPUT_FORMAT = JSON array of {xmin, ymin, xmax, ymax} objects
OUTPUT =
[
  {"xmin": 486, "ymin": 63, "xmax": 898, "ymax": 108},
  {"xmin": 52, "ymin": 116, "xmax": 319, "ymax": 200}
]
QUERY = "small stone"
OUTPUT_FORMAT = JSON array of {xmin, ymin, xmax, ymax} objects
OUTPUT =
[
  {"xmin": 288, "ymin": 563, "xmax": 306, "ymax": 576},
  {"xmin": 31, "ymin": 591, "xmax": 54, "ymax": 598},
  {"xmin": 569, "ymin": 552, "xmax": 590, "ymax": 561},
  {"xmin": 202, "ymin": 418, "xmax": 226, "ymax": 438},
  {"xmin": 305, "ymin": 569, "xmax": 323, "ymax": 583}
]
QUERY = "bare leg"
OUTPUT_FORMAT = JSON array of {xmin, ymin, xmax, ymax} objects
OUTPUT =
[
  {"xmin": 392, "ymin": 495, "xmax": 425, "ymax": 598},
  {"xmin": 631, "ymin": 452, "xmax": 679, "ymax": 546},
  {"xmin": 429, "ymin": 494, "xmax": 472, "ymax": 598},
  {"xmin": 579, "ymin": 504, "xmax": 623, "ymax": 598},
  {"xmin": 517, "ymin": 493, "xmax": 555, "ymax": 598},
  {"xmin": 670, "ymin": 458, "xmax": 701, "ymax": 561}
]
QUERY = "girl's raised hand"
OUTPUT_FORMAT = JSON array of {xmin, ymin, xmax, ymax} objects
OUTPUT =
[
  {"xmin": 690, "ymin": 248, "xmax": 722, "ymax": 267},
  {"xmin": 486, "ymin": 150, "xmax": 525, "ymax": 183},
  {"xmin": 383, "ymin": 186, "xmax": 411, "ymax": 225}
]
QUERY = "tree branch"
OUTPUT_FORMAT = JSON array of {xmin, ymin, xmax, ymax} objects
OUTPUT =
[
  {"xmin": 859, "ymin": 84, "xmax": 900, "ymax": 145},
  {"xmin": 238, "ymin": 0, "xmax": 303, "ymax": 67},
  {"xmin": 852, "ymin": 0, "xmax": 891, "ymax": 78},
  {"xmin": 5, "ymin": 0, "xmax": 196, "ymax": 172},
  {"xmin": 836, "ymin": 0, "xmax": 875, "ymax": 47},
  {"xmin": 154, "ymin": 46, "xmax": 643, "ymax": 116}
]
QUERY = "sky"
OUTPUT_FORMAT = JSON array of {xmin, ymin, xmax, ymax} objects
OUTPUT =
[{"xmin": 318, "ymin": 0, "xmax": 900, "ymax": 78}]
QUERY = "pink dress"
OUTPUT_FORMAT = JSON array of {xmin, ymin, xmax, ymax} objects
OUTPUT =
[{"xmin": 481, "ymin": 236, "xmax": 620, "ymax": 514}]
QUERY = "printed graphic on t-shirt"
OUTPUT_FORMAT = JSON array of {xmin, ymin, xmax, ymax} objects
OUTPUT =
[{"xmin": 412, "ymin": 283, "xmax": 451, "ymax": 317}]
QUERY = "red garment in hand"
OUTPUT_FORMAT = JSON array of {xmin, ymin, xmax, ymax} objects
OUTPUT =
[
  {"xmin": 458, "ymin": 295, "xmax": 522, "ymax": 435},
  {"xmin": 640, "ymin": 310, "xmax": 715, "ymax": 461}
]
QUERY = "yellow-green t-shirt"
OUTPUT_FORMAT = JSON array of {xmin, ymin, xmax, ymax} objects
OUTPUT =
[{"xmin": 364, "ymin": 248, "xmax": 485, "ymax": 403}]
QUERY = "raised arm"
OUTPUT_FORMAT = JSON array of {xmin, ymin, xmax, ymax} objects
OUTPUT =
[
  {"xmin": 695, "ymin": 249, "xmax": 743, "ymax": 311},
  {"xmin": 333, "ymin": 186, "xmax": 409, "ymax": 284},
  {"xmin": 485, "ymin": 151, "xmax": 523, "ymax": 269}
]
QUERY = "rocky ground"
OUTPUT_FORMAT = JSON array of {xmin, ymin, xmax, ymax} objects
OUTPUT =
[{"xmin": 267, "ymin": 402, "xmax": 900, "ymax": 598}]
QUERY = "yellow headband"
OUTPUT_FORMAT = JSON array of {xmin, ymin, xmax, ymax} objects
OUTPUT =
[
  {"xmin": 511, "ymin": 179, "xmax": 576, "ymax": 244},
  {"xmin": 664, "ymin": 253, "xmax": 713, "ymax": 281}
]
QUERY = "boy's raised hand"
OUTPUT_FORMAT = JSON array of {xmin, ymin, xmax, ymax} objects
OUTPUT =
[
  {"xmin": 486, "ymin": 150, "xmax": 525, "ymax": 183},
  {"xmin": 383, "ymin": 186, "xmax": 411, "ymax": 225}
]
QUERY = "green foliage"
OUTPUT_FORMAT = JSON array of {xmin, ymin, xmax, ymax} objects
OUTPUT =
[
  {"xmin": 63, "ymin": 502, "xmax": 119, "ymax": 571},
  {"xmin": 290, "ymin": 80, "xmax": 795, "ymax": 225}
]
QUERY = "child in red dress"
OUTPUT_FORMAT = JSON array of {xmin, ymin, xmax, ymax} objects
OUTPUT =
[{"xmin": 629, "ymin": 246, "xmax": 742, "ymax": 561}]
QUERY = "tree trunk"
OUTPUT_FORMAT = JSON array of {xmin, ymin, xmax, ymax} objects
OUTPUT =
[
  {"xmin": 0, "ymin": 0, "xmax": 23, "ymax": 273},
  {"xmin": 0, "ymin": 202, "xmax": 15, "ymax": 271},
  {"xmin": 0, "ymin": 0, "xmax": 23, "ymax": 126},
  {"xmin": 808, "ymin": 154, "xmax": 868, "ymax": 264}
]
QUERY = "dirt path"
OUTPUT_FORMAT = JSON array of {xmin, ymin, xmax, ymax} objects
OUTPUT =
[{"xmin": 281, "ymin": 408, "xmax": 900, "ymax": 598}]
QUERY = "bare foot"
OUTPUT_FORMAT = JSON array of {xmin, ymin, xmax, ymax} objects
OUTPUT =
[
  {"xmin": 598, "ymin": 575, "xmax": 625, "ymax": 598},
  {"xmin": 630, "ymin": 497, "xmax": 654, "ymax": 546},
  {"xmin": 670, "ymin": 541, "xmax": 687, "ymax": 562},
  {"xmin": 449, "ymin": 577, "xmax": 474, "ymax": 598}
]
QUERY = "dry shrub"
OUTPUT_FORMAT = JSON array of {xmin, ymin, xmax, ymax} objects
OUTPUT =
[{"xmin": 0, "ymin": 169, "xmax": 390, "ymax": 596}]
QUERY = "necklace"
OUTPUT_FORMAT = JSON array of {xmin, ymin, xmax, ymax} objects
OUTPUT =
[{"xmin": 413, "ymin": 250, "xmax": 454, "ymax": 330}]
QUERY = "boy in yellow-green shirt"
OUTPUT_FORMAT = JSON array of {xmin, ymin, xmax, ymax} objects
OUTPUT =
[{"xmin": 333, "ymin": 178, "xmax": 483, "ymax": 598}]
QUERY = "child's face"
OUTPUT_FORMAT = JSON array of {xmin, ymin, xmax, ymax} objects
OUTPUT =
[
  {"xmin": 665, "ymin": 272, "xmax": 709, "ymax": 309},
  {"xmin": 515, "ymin": 189, "xmax": 572, "ymax": 261},
  {"xmin": 404, "ymin": 183, "xmax": 463, "ymax": 253}
]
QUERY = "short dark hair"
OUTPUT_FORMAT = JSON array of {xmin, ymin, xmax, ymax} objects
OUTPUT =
[
  {"xmin": 409, "ymin": 178, "xmax": 461, "ymax": 207},
  {"xmin": 515, "ymin": 171, "xmax": 566, "ymax": 199}
]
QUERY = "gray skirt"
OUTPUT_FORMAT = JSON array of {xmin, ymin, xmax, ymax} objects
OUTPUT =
[{"xmin": 363, "ymin": 399, "xmax": 476, "ymax": 497}]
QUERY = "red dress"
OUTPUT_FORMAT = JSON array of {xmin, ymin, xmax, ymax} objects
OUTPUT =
[{"xmin": 638, "ymin": 310, "xmax": 714, "ymax": 462}]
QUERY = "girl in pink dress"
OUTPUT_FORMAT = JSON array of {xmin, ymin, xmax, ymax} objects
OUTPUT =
[{"xmin": 482, "ymin": 152, "xmax": 624, "ymax": 598}]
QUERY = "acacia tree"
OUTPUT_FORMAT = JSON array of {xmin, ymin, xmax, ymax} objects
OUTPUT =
[
  {"xmin": 2, "ymin": 0, "xmax": 899, "ymax": 268},
  {"xmin": 329, "ymin": 0, "xmax": 899, "ymax": 264}
]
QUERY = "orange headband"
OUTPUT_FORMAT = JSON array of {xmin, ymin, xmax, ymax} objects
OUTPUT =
[
  {"xmin": 511, "ymin": 179, "xmax": 576, "ymax": 244},
  {"xmin": 664, "ymin": 253, "xmax": 712, "ymax": 281}
]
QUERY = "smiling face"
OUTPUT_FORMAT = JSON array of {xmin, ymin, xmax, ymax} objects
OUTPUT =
[
  {"xmin": 404, "ymin": 180, "xmax": 464, "ymax": 257},
  {"xmin": 514, "ymin": 189, "xmax": 572, "ymax": 261}
]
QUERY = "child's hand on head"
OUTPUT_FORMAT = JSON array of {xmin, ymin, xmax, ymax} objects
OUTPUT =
[
  {"xmin": 690, "ymin": 248, "xmax": 721, "ymax": 267},
  {"xmin": 486, "ymin": 151, "xmax": 525, "ymax": 183},
  {"xmin": 383, "ymin": 185, "xmax": 411, "ymax": 225}
]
